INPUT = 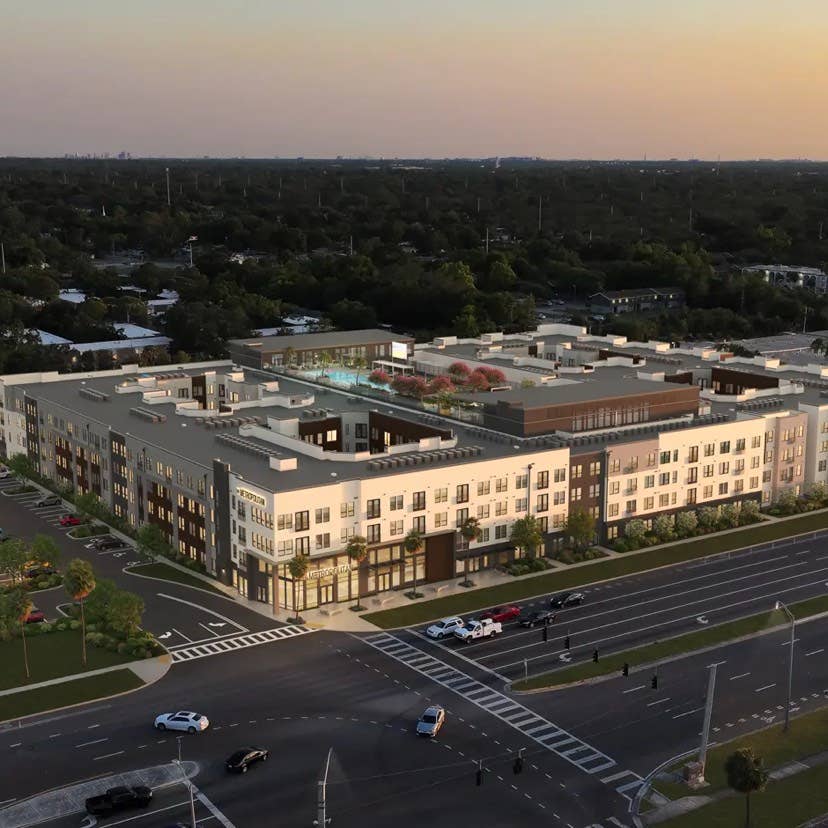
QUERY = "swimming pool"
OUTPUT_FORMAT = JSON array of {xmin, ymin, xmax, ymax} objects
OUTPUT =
[{"xmin": 298, "ymin": 368, "xmax": 390, "ymax": 391}]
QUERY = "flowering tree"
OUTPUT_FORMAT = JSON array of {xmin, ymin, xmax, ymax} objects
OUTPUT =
[
  {"xmin": 391, "ymin": 375, "xmax": 428, "ymax": 399},
  {"xmin": 447, "ymin": 362, "xmax": 471, "ymax": 381},
  {"xmin": 475, "ymin": 366, "xmax": 506, "ymax": 385},
  {"xmin": 427, "ymin": 375, "xmax": 455, "ymax": 395},
  {"xmin": 368, "ymin": 369, "xmax": 391, "ymax": 386},
  {"xmin": 466, "ymin": 369, "xmax": 490, "ymax": 392}
]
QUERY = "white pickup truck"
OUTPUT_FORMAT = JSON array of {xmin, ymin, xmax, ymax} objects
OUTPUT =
[{"xmin": 454, "ymin": 618, "xmax": 502, "ymax": 643}]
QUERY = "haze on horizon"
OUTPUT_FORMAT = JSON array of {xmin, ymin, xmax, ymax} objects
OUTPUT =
[{"xmin": 3, "ymin": 0, "xmax": 827, "ymax": 160}]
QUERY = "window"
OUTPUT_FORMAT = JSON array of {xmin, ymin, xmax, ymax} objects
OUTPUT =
[
  {"xmin": 735, "ymin": 438, "xmax": 745, "ymax": 452},
  {"xmin": 734, "ymin": 480, "xmax": 744, "ymax": 493},
  {"xmin": 366, "ymin": 524, "xmax": 381, "ymax": 543},
  {"xmin": 277, "ymin": 539, "xmax": 294, "ymax": 556},
  {"xmin": 704, "ymin": 443, "xmax": 715, "ymax": 457},
  {"xmin": 719, "ymin": 462, "xmax": 730, "ymax": 475},
  {"xmin": 608, "ymin": 503, "xmax": 619, "ymax": 517},
  {"xmin": 735, "ymin": 459, "xmax": 745, "ymax": 473},
  {"xmin": 625, "ymin": 500, "xmax": 637, "ymax": 513},
  {"xmin": 644, "ymin": 475, "xmax": 655, "ymax": 488},
  {"xmin": 340, "ymin": 502, "xmax": 355, "ymax": 518},
  {"xmin": 626, "ymin": 480, "xmax": 638, "ymax": 493},
  {"xmin": 703, "ymin": 464, "xmax": 714, "ymax": 478},
  {"xmin": 515, "ymin": 474, "xmax": 528, "ymax": 489},
  {"xmin": 456, "ymin": 484, "xmax": 469, "ymax": 503},
  {"xmin": 570, "ymin": 487, "xmax": 582, "ymax": 502},
  {"xmin": 610, "ymin": 481, "xmax": 620, "ymax": 495},
  {"xmin": 434, "ymin": 487, "xmax": 448, "ymax": 503},
  {"xmin": 315, "ymin": 507, "xmax": 330, "ymax": 524},
  {"xmin": 554, "ymin": 468, "xmax": 566, "ymax": 482},
  {"xmin": 477, "ymin": 480, "xmax": 490, "ymax": 496},
  {"xmin": 413, "ymin": 491, "xmax": 426, "ymax": 511},
  {"xmin": 718, "ymin": 482, "xmax": 729, "ymax": 496},
  {"xmin": 479, "ymin": 528, "xmax": 490, "ymax": 542},
  {"xmin": 477, "ymin": 504, "xmax": 490, "ymax": 518},
  {"xmin": 660, "ymin": 450, "xmax": 671, "ymax": 464},
  {"xmin": 390, "ymin": 520, "xmax": 404, "ymax": 536},
  {"xmin": 495, "ymin": 524, "xmax": 508, "ymax": 540},
  {"xmin": 703, "ymin": 485, "xmax": 713, "ymax": 499},
  {"xmin": 315, "ymin": 533, "xmax": 331, "ymax": 550},
  {"xmin": 819, "ymin": 461, "xmax": 827, "ymax": 473},
  {"xmin": 553, "ymin": 490, "xmax": 566, "ymax": 505},
  {"xmin": 609, "ymin": 459, "xmax": 620, "ymax": 473},
  {"xmin": 720, "ymin": 441, "xmax": 731, "ymax": 454},
  {"xmin": 294, "ymin": 511, "xmax": 309, "ymax": 531},
  {"xmin": 571, "ymin": 464, "xmax": 583, "ymax": 478},
  {"xmin": 495, "ymin": 477, "xmax": 508, "ymax": 493},
  {"xmin": 536, "ymin": 494, "xmax": 549, "ymax": 512},
  {"xmin": 295, "ymin": 536, "xmax": 310, "ymax": 555},
  {"xmin": 688, "ymin": 445, "xmax": 699, "ymax": 463},
  {"xmin": 762, "ymin": 470, "xmax": 772, "ymax": 483},
  {"xmin": 435, "ymin": 512, "xmax": 448, "ymax": 528},
  {"xmin": 589, "ymin": 461, "xmax": 600, "ymax": 476},
  {"xmin": 686, "ymin": 488, "xmax": 697, "ymax": 504},
  {"xmin": 659, "ymin": 472, "xmax": 670, "ymax": 486},
  {"xmin": 515, "ymin": 497, "xmax": 527, "ymax": 512},
  {"xmin": 751, "ymin": 456, "xmax": 760, "ymax": 468},
  {"xmin": 495, "ymin": 501, "xmax": 508, "ymax": 516},
  {"xmin": 687, "ymin": 467, "xmax": 698, "ymax": 484},
  {"xmin": 589, "ymin": 483, "xmax": 601, "ymax": 498},
  {"xmin": 647, "ymin": 451, "xmax": 657, "ymax": 467},
  {"xmin": 752, "ymin": 435, "xmax": 762, "ymax": 448},
  {"xmin": 455, "ymin": 508, "xmax": 469, "ymax": 528},
  {"xmin": 413, "ymin": 515, "xmax": 426, "ymax": 533},
  {"xmin": 367, "ymin": 499, "xmax": 381, "ymax": 519},
  {"xmin": 750, "ymin": 475, "xmax": 760, "ymax": 488},
  {"xmin": 389, "ymin": 495, "xmax": 403, "ymax": 511},
  {"xmin": 644, "ymin": 496, "xmax": 654, "ymax": 510}
]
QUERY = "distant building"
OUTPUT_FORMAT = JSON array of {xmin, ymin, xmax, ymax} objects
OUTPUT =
[
  {"xmin": 588, "ymin": 287, "xmax": 685, "ymax": 315},
  {"xmin": 742, "ymin": 265, "xmax": 828, "ymax": 294}
]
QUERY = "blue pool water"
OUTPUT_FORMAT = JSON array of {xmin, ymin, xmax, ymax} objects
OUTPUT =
[{"xmin": 299, "ymin": 368, "xmax": 389, "ymax": 391}]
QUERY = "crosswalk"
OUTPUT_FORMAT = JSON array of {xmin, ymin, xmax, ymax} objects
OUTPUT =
[
  {"xmin": 170, "ymin": 625, "xmax": 315, "ymax": 663},
  {"xmin": 363, "ymin": 632, "xmax": 645, "ymax": 801}
]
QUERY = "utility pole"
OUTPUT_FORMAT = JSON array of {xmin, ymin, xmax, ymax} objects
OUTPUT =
[
  {"xmin": 803, "ymin": 306, "xmax": 810, "ymax": 334},
  {"xmin": 315, "ymin": 748, "xmax": 333, "ymax": 826},
  {"xmin": 776, "ymin": 601, "xmax": 796, "ymax": 732},
  {"xmin": 349, "ymin": 235, "xmax": 353, "ymax": 256},
  {"xmin": 1, "ymin": 242, "xmax": 5, "ymax": 275},
  {"xmin": 484, "ymin": 228, "xmax": 489, "ymax": 254},
  {"xmin": 698, "ymin": 662, "xmax": 718, "ymax": 781},
  {"xmin": 538, "ymin": 198, "xmax": 542, "ymax": 233},
  {"xmin": 165, "ymin": 167, "xmax": 171, "ymax": 207},
  {"xmin": 172, "ymin": 750, "xmax": 196, "ymax": 828}
]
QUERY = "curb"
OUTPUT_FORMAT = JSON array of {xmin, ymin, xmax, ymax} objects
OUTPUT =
[
  {"xmin": 123, "ymin": 564, "xmax": 235, "ymax": 601},
  {"xmin": 0, "ymin": 654, "xmax": 172, "ymax": 728},
  {"xmin": 510, "ymin": 608, "xmax": 828, "ymax": 694}
]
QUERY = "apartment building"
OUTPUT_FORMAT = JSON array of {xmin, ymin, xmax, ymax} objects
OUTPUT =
[{"xmin": 2, "ymin": 325, "xmax": 825, "ymax": 616}]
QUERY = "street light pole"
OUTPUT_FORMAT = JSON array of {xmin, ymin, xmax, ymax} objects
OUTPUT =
[
  {"xmin": 315, "ymin": 747, "xmax": 332, "ymax": 826},
  {"xmin": 698, "ymin": 662, "xmax": 718, "ymax": 781},
  {"xmin": 775, "ymin": 600, "xmax": 796, "ymax": 732},
  {"xmin": 172, "ymin": 757, "xmax": 196, "ymax": 828}
]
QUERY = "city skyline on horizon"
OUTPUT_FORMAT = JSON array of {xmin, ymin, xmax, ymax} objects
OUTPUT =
[{"xmin": 3, "ymin": 0, "xmax": 828, "ymax": 160}]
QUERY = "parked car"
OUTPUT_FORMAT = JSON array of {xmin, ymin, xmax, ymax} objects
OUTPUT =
[
  {"xmin": 25, "ymin": 566, "xmax": 57, "ymax": 579},
  {"xmin": 426, "ymin": 616, "xmax": 465, "ymax": 640},
  {"xmin": 25, "ymin": 608, "xmax": 45, "ymax": 624},
  {"xmin": 416, "ymin": 705, "xmax": 445, "ymax": 737},
  {"xmin": 0, "ymin": 466, "xmax": 11, "ymax": 479},
  {"xmin": 34, "ymin": 494, "xmax": 61, "ymax": 508},
  {"xmin": 89, "ymin": 537, "xmax": 123, "ymax": 550},
  {"xmin": 154, "ymin": 711, "xmax": 209, "ymax": 733},
  {"xmin": 59, "ymin": 514, "xmax": 82, "ymax": 527},
  {"xmin": 85, "ymin": 785, "xmax": 152, "ymax": 816},
  {"xmin": 454, "ymin": 618, "xmax": 502, "ymax": 643},
  {"xmin": 226, "ymin": 747, "xmax": 269, "ymax": 773},
  {"xmin": 549, "ymin": 591, "xmax": 584, "ymax": 609},
  {"xmin": 480, "ymin": 605, "xmax": 521, "ymax": 624},
  {"xmin": 518, "ymin": 609, "xmax": 557, "ymax": 628}
]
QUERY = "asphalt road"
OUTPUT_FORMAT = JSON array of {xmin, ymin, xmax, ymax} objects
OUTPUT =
[
  {"xmin": 402, "ymin": 531, "xmax": 828, "ymax": 682},
  {"xmin": 0, "ymin": 632, "xmax": 637, "ymax": 828}
]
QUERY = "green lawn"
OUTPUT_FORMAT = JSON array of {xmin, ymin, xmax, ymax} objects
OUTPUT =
[
  {"xmin": 128, "ymin": 562, "xmax": 228, "ymax": 597},
  {"xmin": 513, "ymin": 593, "xmax": 828, "ymax": 690},
  {"xmin": 0, "ymin": 629, "xmax": 133, "ymax": 691},
  {"xmin": 363, "ymin": 511, "xmax": 828, "ymax": 629},
  {"xmin": 662, "ymin": 761, "xmax": 828, "ymax": 828},
  {"xmin": 0, "ymin": 669, "xmax": 143, "ymax": 721}
]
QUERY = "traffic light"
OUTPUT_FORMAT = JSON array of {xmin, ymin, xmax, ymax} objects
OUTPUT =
[
  {"xmin": 564, "ymin": 635, "xmax": 571, "ymax": 650},
  {"xmin": 651, "ymin": 674, "xmax": 659, "ymax": 690},
  {"xmin": 592, "ymin": 649, "xmax": 599, "ymax": 663},
  {"xmin": 622, "ymin": 662, "xmax": 629, "ymax": 677},
  {"xmin": 513, "ymin": 756, "xmax": 524, "ymax": 775}
]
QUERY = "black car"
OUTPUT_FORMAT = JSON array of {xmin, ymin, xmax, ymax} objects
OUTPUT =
[
  {"xmin": 226, "ymin": 747, "xmax": 269, "ymax": 773},
  {"xmin": 93, "ymin": 537, "xmax": 124, "ymax": 550},
  {"xmin": 85, "ymin": 785, "xmax": 152, "ymax": 816},
  {"xmin": 549, "ymin": 591, "xmax": 584, "ymax": 609},
  {"xmin": 518, "ymin": 609, "xmax": 557, "ymax": 628}
]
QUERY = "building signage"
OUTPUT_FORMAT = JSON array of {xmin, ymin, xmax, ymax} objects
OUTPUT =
[
  {"xmin": 237, "ymin": 487, "xmax": 266, "ymax": 506},
  {"xmin": 306, "ymin": 563, "xmax": 352, "ymax": 580}
]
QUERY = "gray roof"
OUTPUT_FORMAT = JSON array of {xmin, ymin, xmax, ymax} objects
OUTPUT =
[{"xmin": 229, "ymin": 329, "xmax": 412, "ymax": 353}]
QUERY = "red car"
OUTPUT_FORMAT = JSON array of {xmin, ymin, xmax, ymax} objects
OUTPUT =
[
  {"xmin": 25, "ymin": 609, "xmax": 45, "ymax": 624},
  {"xmin": 480, "ymin": 605, "xmax": 521, "ymax": 624},
  {"xmin": 59, "ymin": 514, "xmax": 82, "ymax": 527}
]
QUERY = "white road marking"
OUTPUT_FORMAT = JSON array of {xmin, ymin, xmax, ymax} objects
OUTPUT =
[
  {"xmin": 93, "ymin": 750, "xmax": 124, "ymax": 760},
  {"xmin": 75, "ymin": 738, "xmax": 109, "ymax": 748},
  {"xmin": 755, "ymin": 684, "xmax": 777, "ymax": 693},
  {"xmin": 198, "ymin": 622, "xmax": 219, "ymax": 637},
  {"xmin": 172, "ymin": 628, "xmax": 193, "ymax": 643},
  {"xmin": 646, "ymin": 698, "xmax": 670, "ymax": 707},
  {"xmin": 622, "ymin": 685, "xmax": 646, "ymax": 694},
  {"xmin": 729, "ymin": 672, "xmax": 751, "ymax": 680},
  {"xmin": 157, "ymin": 592, "xmax": 247, "ymax": 633},
  {"xmin": 0, "ymin": 798, "xmax": 16, "ymax": 806},
  {"xmin": 195, "ymin": 787, "xmax": 236, "ymax": 827},
  {"xmin": 806, "ymin": 649, "xmax": 825, "ymax": 657}
]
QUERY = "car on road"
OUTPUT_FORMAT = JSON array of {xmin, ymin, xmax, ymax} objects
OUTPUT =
[
  {"xmin": 549, "ymin": 591, "xmax": 584, "ymax": 609},
  {"xmin": 426, "ymin": 616, "xmax": 465, "ymax": 639},
  {"xmin": 518, "ymin": 608, "xmax": 557, "ymax": 628},
  {"xmin": 25, "ymin": 566, "xmax": 57, "ymax": 579},
  {"xmin": 34, "ymin": 494, "xmax": 61, "ymax": 508},
  {"xmin": 154, "ymin": 711, "xmax": 210, "ymax": 733},
  {"xmin": 59, "ymin": 514, "xmax": 82, "ymax": 527},
  {"xmin": 226, "ymin": 747, "xmax": 270, "ymax": 773},
  {"xmin": 25, "ymin": 608, "xmax": 45, "ymax": 624},
  {"xmin": 85, "ymin": 785, "xmax": 152, "ymax": 816},
  {"xmin": 480, "ymin": 605, "xmax": 521, "ymax": 624},
  {"xmin": 416, "ymin": 705, "xmax": 445, "ymax": 737},
  {"xmin": 454, "ymin": 618, "xmax": 502, "ymax": 643}
]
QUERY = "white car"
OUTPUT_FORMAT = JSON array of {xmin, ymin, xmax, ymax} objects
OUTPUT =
[
  {"xmin": 154, "ymin": 711, "xmax": 210, "ymax": 733},
  {"xmin": 0, "ymin": 467, "xmax": 11, "ymax": 479},
  {"xmin": 425, "ymin": 616, "xmax": 465, "ymax": 640},
  {"xmin": 416, "ymin": 705, "xmax": 445, "ymax": 737},
  {"xmin": 454, "ymin": 618, "xmax": 502, "ymax": 643}
]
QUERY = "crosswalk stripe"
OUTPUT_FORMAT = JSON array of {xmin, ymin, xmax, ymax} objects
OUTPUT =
[{"xmin": 170, "ymin": 626, "xmax": 315, "ymax": 663}]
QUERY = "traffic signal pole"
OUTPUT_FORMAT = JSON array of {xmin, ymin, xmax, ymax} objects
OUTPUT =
[{"xmin": 698, "ymin": 663, "xmax": 718, "ymax": 782}]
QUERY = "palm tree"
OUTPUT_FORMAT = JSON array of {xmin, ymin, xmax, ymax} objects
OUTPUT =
[
  {"xmin": 509, "ymin": 515, "xmax": 544, "ymax": 560},
  {"xmin": 725, "ymin": 748, "xmax": 768, "ymax": 828},
  {"xmin": 30, "ymin": 534, "xmax": 61, "ymax": 570},
  {"xmin": 64, "ymin": 559, "xmax": 96, "ymax": 667},
  {"xmin": 10, "ymin": 589, "xmax": 33, "ymax": 681},
  {"xmin": 352, "ymin": 356, "xmax": 367, "ymax": 386},
  {"xmin": 458, "ymin": 517, "xmax": 482, "ymax": 587},
  {"xmin": 287, "ymin": 554, "xmax": 309, "ymax": 622},
  {"xmin": 283, "ymin": 346, "xmax": 296, "ymax": 370},
  {"xmin": 402, "ymin": 529, "xmax": 424, "ymax": 599},
  {"xmin": 345, "ymin": 535, "xmax": 368, "ymax": 610},
  {"xmin": 318, "ymin": 350, "xmax": 332, "ymax": 377}
]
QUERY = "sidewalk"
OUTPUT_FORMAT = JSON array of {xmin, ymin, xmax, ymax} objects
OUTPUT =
[
  {"xmin": 0, "ymin": 761, "xmax": 197, "ymax": 828},
  {"xmin": 643, "ymin": 749, "xmax": 828, "ymax": 824}
]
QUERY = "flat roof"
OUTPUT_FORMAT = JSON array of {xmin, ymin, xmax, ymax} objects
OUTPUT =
[{"xmin": 229, "ymin": 329, "xmax": 413, "ymax": 352}]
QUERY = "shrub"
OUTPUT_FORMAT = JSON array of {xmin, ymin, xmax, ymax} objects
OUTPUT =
[
  {"xmin": 613, "ymin": 539, "xmax": 630, "ymax": 553},
  {"xmin": 69, "ymin": 619, "xmax": 80, "ymax": 630},
  {"xmin": 117, "ymin": 642, "xmax": 128, "ymax": 655}
]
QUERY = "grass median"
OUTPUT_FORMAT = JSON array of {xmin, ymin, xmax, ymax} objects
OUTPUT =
[
  {"xmin": 127, "ymin": 562, "xmax": 228, "ymax": 597},
  {"xmin": 362, "ymin": 511, "xmax": 828, "ymax": 629},
  {"xmin": 0, "ymin": 669, "xmax": 143, "ymax": 721},
  {"xmin": 512, "ymin": 593, "xmax": 828, "ymax": 690}
]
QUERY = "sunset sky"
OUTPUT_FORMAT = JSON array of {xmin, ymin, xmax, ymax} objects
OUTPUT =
[{"xmin": 3, "ymin": 0, "xmax": 827, "ymax": 159}]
